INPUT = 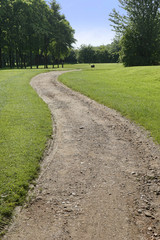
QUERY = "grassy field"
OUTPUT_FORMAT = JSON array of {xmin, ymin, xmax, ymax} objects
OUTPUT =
[
  {"xmin": 1, "ymin": 63, "xmax": 160, "ymax": 234},
  {"xmin": 0, "ymin": 69, "xmax": 53, "ymax": 235},
  {"xmin": 59, "ymin": 63, "xmax": 160, "ymax": 144}
]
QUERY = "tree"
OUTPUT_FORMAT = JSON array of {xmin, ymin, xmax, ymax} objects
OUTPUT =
[
  {"xmin": 13, "ymin": 0, "xmax": 31, "ymax": 68},
  {"xmin": 109, "ymin": 0, "xmax": 160, "ymax": 66},
  {"xmin": 65, "ymin": 49, "xmax": 77, "ymax": 64},
  {"xmin": 50, "ymin": 1, "xmax": 75, "ymax": 68},
  {"xmin": 94, "ymin": 45, "xmax": 111, "ymax": 63},
  {"xmin": 78, "ymin": 45, "xmax": 95, "ymax": 63},
  {"xmin": 74, "ymin": 41, "xmax": 120, "ymax": 64},
  {"xmin": 0, "ymin": 0, "xmax": 9, "ymax": 67},
  {"xmin": 0, "ymin": 0, "xmax": 75, "ymax": 69},
  {"xmin": 106, "ymin": 38, "xmax": 120, "ymax": 63}
]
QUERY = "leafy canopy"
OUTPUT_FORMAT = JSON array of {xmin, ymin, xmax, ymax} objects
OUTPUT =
[{"xmin": 109, "ymin": 0, "xmax": 160, "ymax": 66}]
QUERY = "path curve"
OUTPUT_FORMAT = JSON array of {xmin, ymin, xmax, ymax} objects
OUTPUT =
[{"xmin": 3, "ymin": 71, "xmax": 160, "ymax": 240}]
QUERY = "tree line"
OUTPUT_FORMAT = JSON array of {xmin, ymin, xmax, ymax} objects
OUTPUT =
[
  {"xmin": 65, "ymin": 39, "xmax": 120, "ymax": 64},
  {"xmin": 109, "ymin": 0, "xmax": 160, "ymax": 67},
  {"xmin": 0, "ymin": 0, "xmax": 75, "ymax": 69}
]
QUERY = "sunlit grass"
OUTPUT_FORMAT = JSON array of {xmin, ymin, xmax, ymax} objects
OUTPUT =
[
  {"xmin": 0, "ymin": 69, "xmax": 52, "ymax": 234},
  {"xmin": 59, "ymin": 63, "xmax": 160, "ymax": 144},
  {"xmin": 1, "ymin": 63, "xmax": 160, "ymax": 235}
]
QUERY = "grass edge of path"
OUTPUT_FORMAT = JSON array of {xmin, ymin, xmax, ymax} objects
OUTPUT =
[{"xmin": 0, "ymin": 69, "xmax": 53, "ymax": 236}]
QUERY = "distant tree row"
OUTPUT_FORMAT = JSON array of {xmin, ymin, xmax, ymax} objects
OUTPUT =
[
  {"xmin": 65, "ymin": 39, "xmax": 120, "ymax": 64},
  {"xmin": 0, "ymin": 0, "xmax": 75, "ymax": 69},
  {"xmin": 109, "ymin": 0, "xmax": 160, "ymax": 66}
]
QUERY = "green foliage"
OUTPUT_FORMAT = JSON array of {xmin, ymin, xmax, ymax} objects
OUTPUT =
[
  {"xmin": 109, "ymin": 0, "xmax": 160, "ymax": 66},
  {"xmin": 49, "ymin": 18, "xmax": 75, "ymax": 67},
  {"xmin": 65, "ymin": 49, "xmax": 77, "ymax": 64},
  {"xmin": 106, "ymin": 38, "xmax": 121, "ymax": 63},
  {"xmin": 76, "ymin": 40, "xmax": 120, "ymax": 64},
  {"xmin": 59, "ymin": 63, "xmax": 160, "ymax": 144},
  {"xmin": 0, "ymin": 69, "xmax": 52, "ymax": 234},
  {"xmin": 94, "ymin": 45, "xmax": 111, "ymax": 63},
  {"xmin": 78, "ymin": 45, "xmax": 95, "ymax": 63},
  {"xmin": 119, "ymin": 27, "xmax": 145, "ymax": 66},
  {"xmin": 0, "ymin": 0, "xmax": 75, "ymax": 69}
]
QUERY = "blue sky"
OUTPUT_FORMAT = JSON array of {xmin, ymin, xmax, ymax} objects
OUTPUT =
[{"xmin": 47, "ymin": 0, "xmax": 121, "ymax": 48}]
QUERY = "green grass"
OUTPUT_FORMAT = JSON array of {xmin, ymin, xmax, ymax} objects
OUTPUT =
[
  {"xmin": 59, "ymin": 63, "xmax": 160, "ymax": 144},
  {"xmin": 0, "ymin": 69, "xmax": 53, "ymax": 234},
  {"xmin": 1, "ymin": 63, "xmax": 160, "ymax": 235}
]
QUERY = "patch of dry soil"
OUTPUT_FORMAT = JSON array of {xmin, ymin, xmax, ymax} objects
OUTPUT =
[{"xmin": 3, "ymin": 71, "xmax": 160, "ymax": 240}]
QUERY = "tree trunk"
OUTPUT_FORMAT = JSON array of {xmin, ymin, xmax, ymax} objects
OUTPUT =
[
  {"xmin": 20, "ymin": 52, "xmax": 23, "ymax": 69},
  {"xmin": 36, "ymin": 53, "xmax": 39, "ymax": 69},
  {"xmin": 0, "ymin": 47, "xmax": 2, "ymax": 68},
  {"xmin": 44, "ymin": 50, "xmax": 48, "ymax": 68},
  {"xmin": 52, "ymin": 56, "xmax": 54, "ymax": 68},
  {"xmin": 24, "ymin": 55, "xmax": 26, "ymax": 69},
  {"xmin": 44, "ymin": 36, "xmax": 48, "ymax": 68},
  {"xmin": 44, "ymin": 53, "xmax": 48, "ymax": 68},
  {"xmin": 30, "ymin": 50, "xmax": 32, "ymax": 69},
  {"xmin": 0, "ymin": 28, "xmax": 2, "ymax": 68},
  {"xmin": 16, "ymin": 50, "xmax": 19, "ymax": 69},
  {"xmin": 9, "ymin": 49, "xmax": 12, "ymax": 68},
  {"xmin": 20, "ymin": 57, "xmax": 23, "ymax": 69}
]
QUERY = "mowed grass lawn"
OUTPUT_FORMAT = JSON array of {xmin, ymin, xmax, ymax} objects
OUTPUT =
[
  {"xmin": 0, "ymin": 69, "xmax": 52, "ymax": 234},
  {"xmin": 59, "ymin": 63, "xmax": 160, "ymax": 144},
  {"xmin": 1, "ymin": 64, "xmax": 160, "ymax": 234}
]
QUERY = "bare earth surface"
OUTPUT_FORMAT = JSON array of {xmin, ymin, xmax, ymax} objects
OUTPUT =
[{"xmin": 3, "ymin": 71, "xmax": 160, "ymax": 240}]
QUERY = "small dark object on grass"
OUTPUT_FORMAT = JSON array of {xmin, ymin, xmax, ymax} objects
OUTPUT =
[{"xmin": 91, "ymin": 65, "xmax": 95, "ymax": 68}]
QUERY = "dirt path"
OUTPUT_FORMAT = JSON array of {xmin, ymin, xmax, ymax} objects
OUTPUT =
[{"xmin": 3, "ymin": 71, "xmax": 160, "ymax": 240}]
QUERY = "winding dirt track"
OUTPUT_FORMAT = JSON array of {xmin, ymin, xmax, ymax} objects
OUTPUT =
[{"xmin": 3, "ymin": 71, "xmax": 160, "ymax": 240}]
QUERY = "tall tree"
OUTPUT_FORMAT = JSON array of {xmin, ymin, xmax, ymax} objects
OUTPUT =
[
  {"xmin": 78, "ymin": 45, "xmax": 95, "ymax": 63},
  {"xmin": 109, "ymin": 0, "xmax": 160, "ymax": 66},
  {"xmin": 94, "ymin": 46, "xmax": 111, "ymax": 63},
  {"xmin": 13, "ymin": 0, "xmax": 31, "ymax": 68},
  {"xmin": 0, "ymin": 0, "xmax": 14, "ymax": 68},
  {"xmin": 106, "ymin": 38, "xmax": 120, "ymax": 63},
  {"xmin": 0, "ymin": 0, "xmax": 75, "ymax": 68},
  {"xmin": 50, "ymin": 1, "xmax": 75, "ymax": 67},
  {"xmin": 64, "ymin": 49, "xmax": 77, "ymax": 64}
]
